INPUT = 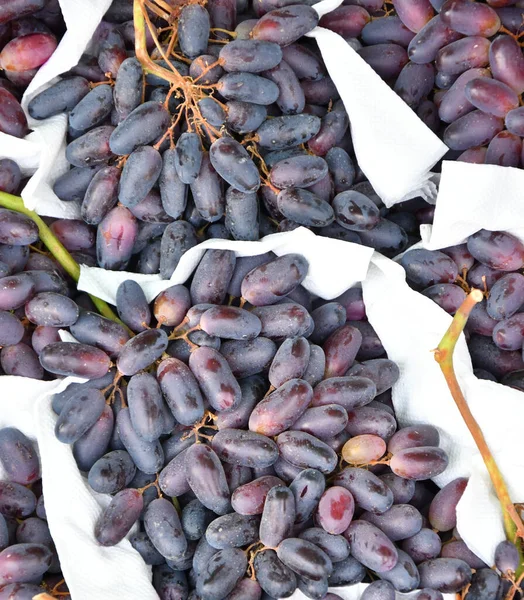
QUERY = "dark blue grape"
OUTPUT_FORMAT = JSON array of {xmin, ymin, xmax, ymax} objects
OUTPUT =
[
  {"xmin": 160, "ymin": 220, "xmax": 198, "ymax": 279},
  {"xmin": 190, "ymin": 152, "xmax": 225, "ymax": 222},
  {"xmin": 0, "ymin": 482, "xmax": 36, "ymax": 518},
  {"xmin": 144, "ymin": 498, "xmax": 187, "ymax": 561},
  {"xmin": 94, "ymin": 488, "xmax": 143, "ymax": 546},
  {"xmin": 157, "ymin": 358, "xmax": 205, "ymax": 426},
  {"xmin": 185, "ymin": 444, "xmax": 230, "ymax": 515},
  {"xmin": 175, "ymin": 133, "xmax": 203, "ymax": 185},
  {"xmin": 0, "ymin": 428, "xmax": 39, "ymax": 485},
  {"xmin": 73, "ymin": 404, "xmax": 114, "ymax": 472},
  {"xmin": 178, "ymin": 4, "xmax": 210, "ymax": 59},
  {"xmin": 209, "ymin": 137, "xmax": 260, "ymax": 193},
  {"xmin": 219, "ymin": 39, "xmax": 282, "ymax": 72},
  {"xmin": 69, "ymin": 84, "xmax": 113, "ymax": 131},
  {"xmin": 40, "ymin": 342, "xmax": 111, "ymax": 379},
  {"xmin": 118, "ymin": 145, "xmax": 163, "ymax": 208},
  {"xmin": 116, "ymin": 328, "xmax": 168, "ymax": 376},
  {"xmin": 218, "ymin": 72, "xmax": 279, "ymax": 104},
  {"xmin": 109, "ymin": 102, "xmax": 170, "ymax": 155},
  {"xmin": 114, "ymin": 57, "xmax": 143, "ymax": 121},
  {"xmin": 65, "ymin": 125, "xmax": 115, "ymax": 167},
  {"xmin": 263, "ymin": 59, "xmax": 305, "ymax": 115},
  {"xmin": 55, "ymin": 388, "xmax": 106, "ymax": 444},
  {"xmin": 116, "ymin": 280, "xmax": 151, "ymax": 333},
  {"xmin": 27, "ymin": 76, "xmax": 90, "ymax": 119},
  {"xmin": 87, "ymin": 450, "xmax": 136, "ymax": 494},
  {"xmin": 117, "ymin": 408, "xmax": 164, "ymax": 474}
]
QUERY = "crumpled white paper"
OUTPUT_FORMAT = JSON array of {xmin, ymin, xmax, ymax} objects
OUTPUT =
[
  {"xmin": 0, "ymin": 0, "xmax": 111, "ymax": 218},
  {"xmin": 77, "ymin": 228, "xmax": 523, "ymax": 593},
  {"xmin": 421, "ymin": 160, "xmax": 524, "ymax": 250},
  {"xmin": 289, "ymin": 584, "xmax": 454, "ymax": 600},
  {"xmin": 307, "ymin": 14, "xmax": 448, "ymax": 207},
  {"xmin": 0, "ymin": 375, "xmax": 158, "ymax": 600}
]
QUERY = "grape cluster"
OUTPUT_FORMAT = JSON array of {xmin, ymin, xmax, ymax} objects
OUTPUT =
[
  {"xmin": 20, "ymin": 0, "xmax": 443, "ymax": 271},
  {"xmin": 400, "ymin": 231, "xmax": 524, "ymax": 389},
  {"xmin": 22, "ymin": 247, "xmax": 505, "ymax": 600},
  {"xmin": 0, "ymin": 427, "xmax": 70, "ymax": 598},
  {"xmin": 344, "ymin": 0, "xmax": 524, "ymax": 166},
  {"xmin": 0, "ymin": 0, "xmax": 64, "ymax": 138}
]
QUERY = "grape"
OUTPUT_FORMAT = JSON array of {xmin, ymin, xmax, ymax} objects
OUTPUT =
[
  {"xmin": 153, "ymin": 285, "xmax": 191, "ymax": 327},
  {"xmin": 441, "ymin": 0, "xmax": 500, "ymax": 36},
  {"xmin": 444, "ymin": 109, "xmax": 505, "ymax": 150},
  {"xmin": 256, "ymin": 114, "xmax": 321, "ymax": 150},
  {"xmin": 211, "ymin": 429, "xmax": 278, "ymax": 469},
  {"xmin": 418, "ymin": 558, "xmax": 472, "ymax": 593},
  {"xmin": 118, "ymin": 146, "xmax": 163, "ymax": 209},
  {"xmin": 299, "ymin": 528, "xmax": 350, "ymax": 563},
  {"xmin": 206, "ymin": 513, "xmax": 260, "ymax": 550},
  {"xmin": 144, "ymin": 498, "xmax": 187, "ymax": 561},
  {"xmin": 225, "ymin": 188, "xmax": 259, "ymax": 241},
  {"xmin": 0, "ymin": 210, "xmax": 37, "ymax": 247},
  {"xmin": 494, "ymin": 540, "xmax": 519, "ymax": 574},
  {"xmin": 302, "ymin": 76, "xmax": 340, "ymax": 105},
  {"xmin": 209, "ymin": 138, "xmax": 260, "ymax": 193},
  {"xmin": 346, "ymin": 520, "xmax": 398, "ymax": 572},
  {"xmin": 226, "ymin": 578, "xmax": 262, "ymax": 600},
  {"xmin": 54, "ymin": 387, "xmax": 106, "ymax": 444},
  {"xmin": 342, "ymin": 434, "xmax": 386, "ymax": 464},
  {"xmin": 358, "ymin": 43, "xmax": 409, "ymax": 79},
  {"xmin": 69, "ymin": 311, "xmax": 130, "ymax": 358},
  {"xmin": 422, "ymin": 283, "xmax": 466, "ymax": 314},
  {"xmin": 465, "ymin": 78, "xmax": 518, "ymax": 119},
  {"xmin": 0, "ymin": 583, "xmax": 45, "ymax": 600},
  {"xmin": 486, "ymin": 273, "xmax": 524, "ymax": 320},
  {"xmin": 219, "ymin": 338, "xmax": 275, "ymax": 380},
  {"xmin": 24, "ymin": 292, "xmax": 78, "ymax": 328},
  {"xmin": 116, "ymin": 280, "xmax": 150, "ymax": 333},
  {"xmin": 288, "ymin": 468, "xmax": 325, "ymax": 524},
  {"xmin": 328, "ymin": 556, "xmax": 366, "ymax": 586},
  {"xmin": 191, "ymin": 250, "xmax": 236, "ymax": 305},
  {"xmin": 0, "ymin": 32, "xmax": 56, "ymax": 71},
  {"xmin": 231, "ymin": 476, "xmax": 284, "ymax": 515},
  {"xmin": 68, "ymin": 84, "xmax": 113, "ymax": 131},
  {"xmin": 153, "ymin": 564, "xmax": 188, "ymax": 599},
  {"xmin": 281, "ymin": 43, "xmax": 325, "ymax": 80},
  {"xmin": 157, "ymin": 358, "xmax": 205, "ymax": 426},
  {"xmin": 428, "ymin": 477, "xmax": 467, "ymax": 531},
  {"xmin": 181, "ymin": 499, "xmax": 213, "ymax": 541},
  {"xmin": 307, "ymin": 102, "xmax": 348, "ymax": 155},
  {"xmin": 268, "ymin": 336, "xmax": 309, "ymax": 387},
  {"xmin": 441, "ymin": 540, "xmax": 486, "ymax": 569},
  {"xmin": 189, "ymin": 346, "xmax": 241, "ymax": 412},
  {"xmin": 489, "ymin": 35, "xmax": 524, "ymax": 95},
  {"xmin": 312, "ymin": 376, "xmax": 376, "ymax": 410},
  {"xmin": 65, "ymin": 125, "xmax": 115, "ymax": 167},
  {"xmin": 408, "ymin": 15, "xmax": 462, "ymax": 64},
  {"xmin": 390, "ymin": 446, "xmax": 449, "ymax": 480},
  {"xmin": 303, "ymin": 343, "xmax": 326, "ymax": 386},
  {"xmin": 361, "ymin": 504, "xmax": 423, "ymax": 542},
  {"xmin": 394, "ymin": 62, "xmax": 435, "ymax": 108},
  {"xmin": 0, "ymin": 543, "xmax": 52, "ymax": 586},
  {"xmin": 117, "ymin": 408, "xmax": 164, "ymax": 474},
  {"xmin": 1, "ymin": 343, "xmax": 42, "ymax": 379},
  {"xmin": 361, "ymin": 16, "xmax": 415, "ymax": 48},
  {"xmin": 361, "ymin": 581, "xmax": 396, "ymax": 600},
  {"xmin": 73, "ymin": 404, "xmax": 114, "ymax": 472},
  {"xmin": 380, "ymin": 473, "xmax": 415, "ymax": 504},
  {"xmin": 324, "ymin": 324, "xmax": 363, "ymax": 378},
  {"xmin": 126, "ymin": 372, "xmax": 165, "ymax": 442},
  {"xmin": 116, "ymin": 328, "xmax": 168, "ymax": 376},
  {"xmin": 217, "ymin": 72, "xmax": 279, "ymax": 105},
  {"xmin": 249, "ymin": 378, "xmax": 312, "ymax": 436},
  {"xmin": 225, "ymin": 101, "xmax": 267, "ymax": 134},
  {"xmin": 113, "ymin": 57, "xmax": 143, "ymax": 121},
  {"xmin": 270, "ymin": 155, "xmax": 328, "ymax": 190},
  {"xmin": 0, "ymin": 482, "xmax": 36, "ymax": 518},
  {"xmin": 178, "ymin": 5, "xmax": 210, "ymax": 59},
  {"xmin": 251, "ymin": 5, "xmax": 319, "ymax": 45},
  {"xmin": 504, "ymin": 106, "xmax": 524, "ymax": 136},
  {"xmin": 334, "ymin": 467, "xmax": 394, "ymax": 514},
  {"xmin": 468, "ymin": 230, "xmax": 524, "ymax": 271},
  {"xmin": 316, "ymin": 486, "xmax": 355, "ymax": 535},
  {"xmin": 94, "ymin": 488, "xmax": 143, "ymax": 546},
  {"xmin": 160, "ymin": 221, "xmax": 198, "ymax": 279},
  {"xmin": 332, "ymin": 190, "xmax": 380, "ymax": 232},
  {"xmin": 292, "ymin": 404, "xmax": 349, "ymax": 440},
  {"xmin": 469, "ymin": 334, "xmax": 524, "ymax": 377},
  {"xmin": 262, "ymin": 59, "xmax": 305, "ymax": 115},
  {"xmin": 40, "ymin": 342, "xmax": 110, "ymax": 378},
  {"xmin": 378, "ymin": 548, "xmax": 420, "ymax": 592},
  {"xmin": 358, "ymin": 218, "xmax": 408, "ymax": 257},
  {"xmin": 81, "ymin": 165, "xmax": 120, "ymax": 225},
  {"xmin": 346, "ymin": 359, "xmax": 400, "ymax": 395},
  {"xmin": 401, "ymin": 249, "xmax": 458, "ymax": 287},
  {"xmin": 486, "ymin": 131, "xmax": 522, "ymax": 167},
  {"xmin": 402, "ymin": 528, "xmax": 442, "ymax": 563},
  {"xmin": 276, "ymin": 430, "xmax": 338, "ymax": 474},
  {"xmin": 174, "ymin": 133, "xmax": 203, "ymax": 185},
  {"xmin": 0, "ymin": 1, "xmax": 46, "ymax": 24},
  {"xmin": 109, "ymin": 101, "xmax": 170, "ymax": 155},
  {"xmin": 0, "ymin": 159, "xmax": 21, "ymax": 194},
  {"xmin": 87, "ymin": 450, "xmax": 136, "ymax": 494},
  {"xmin": 0, "ymin": 311, "xmax": 24, "ymax": 346},
  {"xmin": 190, "ymin": 152, "xmax": 226, "ymax": 223},
  {"xmin": 0, "ymin": 429, "xmax": 39, "ymax": 486},
  {"xmin": 159, "ymin": 149, "xmax": 188, "ymax": 220},
  {"xmin": 185, "ymin": 444, "xmax": 230, "ymax": 515},
  {"xmin": 392, "ymin": 0, "xmax": 434, "ymax": 33},
  {"xmin": 387, "ymin": 425, "xmax": 440, "ymax": 454},
  {"xmin": 197, "ymin": 548, "xmax": 247, "ymax": 599},
  {"xmin": 319, "ymin": 5, "xmax": 370, "ymax": 37},
  {"xmin": 258, "ymin": 485, "xmax": 295, "ymax": 548},
  {"xmin": 159, "ymin": 448, "xmax": 191, "ymax": 497},
  {"xmin": 219, "ymin": 39, "xmax": 282, "ymax": 73},
  {"xmin": 325, "ymin": 147, "xmax": 355, "ymax": 194},
  {"xmin": 438, "ymin": 68, "xmax": 490, "ymax": 124},
  {"xmin": 254, "ymin": 549, "xmax": 297, "ymax": 598},
  {"xmin": 49, "ymin": 220, "xmax": 95, "ymax": 253}
]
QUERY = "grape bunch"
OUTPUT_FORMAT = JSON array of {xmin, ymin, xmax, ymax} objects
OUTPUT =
[
  {"xmin": 339, "ymin": 0, "xmax": 524, "ymax": 166},
  {"xmin": 400, "ymin": 230, "xmax": 524, "ymax": 389},
  {"xmin": 0, "ymin": 427, "xmax": 70, "ymax": 598},
  {"xmin": 21, "ymin": 0, "xmax": 443, "ymax": 272},
  {"xmin": 0, "ymin": 0, "xmax": 65, "ymax": 138},
  {"xmin": 32, "ymin": 247, "xmax": 510, "ymax": 600}
]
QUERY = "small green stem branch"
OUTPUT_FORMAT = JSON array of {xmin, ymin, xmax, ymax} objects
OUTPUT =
[
  {"xmin": 434, "ymin": 289, "xmax": 524, "ymax": 552},
  {"xmin": 0, "ymin": 191, "xmax": 122, "ymax": 325}
]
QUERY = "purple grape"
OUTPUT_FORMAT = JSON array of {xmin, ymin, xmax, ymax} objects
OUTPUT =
[
  {"xmin": 335, "ymin": 467, "xmax": 394, "ymax": 514},
  {"xmin": 345, "ymin": 520, "xmax": 398, "ymax": 572},
  {"xmin": 418, "ymin": 558, "xmax": 472, "ymax": 593},
  {"xmin": 109, "ymin": 101, "xmax": 170, "ymax": 155},
  {"xmin": 276, "ymin": 430, "xmax": 338, "ymax": 474},
  {"xmin": 95, "ymin": 488, "xmax": 143, "ymax": 546},
  {"xmin": 178, "ymin": 5, "xmax": 210, "ymax": 59},
  {"xmin": 402, "ymin": 528, "xmax": 442, "ymax": 563},
  {"xmin": 184, "ymin": 444, "xmax": 230, "ymax": 515},
  {"xmin": 117, "ymin": 408, "xmax": 164, "ymax": 474},
  {"xmin": 390, "ymin": 446, "xmax": 449, "ymax": 480},
  {"xmin": 116, "ymin": 328, "xmax": 168, "ymax": 376},
  {"xmin": 486, "ymin": 273, "xmax": 524, "ymax": 320},
  {"xmin": 144, "ymin": 498, "xmax": 187, "ymax": 561}
]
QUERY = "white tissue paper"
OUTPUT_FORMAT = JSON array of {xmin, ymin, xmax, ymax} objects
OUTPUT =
[
  {"xmin": 421, "ymin": 160, "xmax": 524, "ymax": 250},
  {"xmin": 307, "ymin": 8, "xmax": 448, "ymax": 208},
  {"xmin": 76, "ymin": 227, "xmax": 520, "ymax": 597},
  {"xmin": 0, "ymin": 375, "xmax": 158, "ymax": 600},
  {"xmin": 0, "ymin": 0, "xmax": 111, "ymax": 219}
]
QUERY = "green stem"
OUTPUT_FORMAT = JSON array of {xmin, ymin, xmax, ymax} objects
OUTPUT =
[
  {"xmin": 434, "ymin": 289, "xmax": 524, "ymax": 570},
  {"xmin": 0, "ymin": 191, "xmax": 123, "ymax": 326}
]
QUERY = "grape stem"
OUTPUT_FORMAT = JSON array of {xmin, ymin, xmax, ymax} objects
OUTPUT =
[
  {"xmin": 434, "ymin": 289, "xmax": 524, "ymax": 566},
  {"xmin": 0, "ymin": 190, "xmax": 125, "ymax": 327}
]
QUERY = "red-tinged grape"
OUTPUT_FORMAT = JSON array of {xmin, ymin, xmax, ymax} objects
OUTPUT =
[
  {"xmin": 73, "ymin": 404, "xmax": 114, "ymax": 472},
  {"xmin": 428, "ymin": 477, "xmax": 467, "ymax": 531},
  {"xmin": 254, "ymin": 549, "xmax": 297, "ymax": 598},
  {"xmin": 268, "ymin": 336, "xmax": 310, "ymax": 388},
  {"xmin": 346, "ymin": 404, "xmax": 397, "ymax": 439},
  {"xmin": 49, "ymin": 219, "xmax": 94, "ymax": 252},
  {"xmin": 253, "ymin": 302, "xmax": 313, "ymax": 339},
  {"xmin": 418, "ymin": 558, "xmax": 472, "ymax": 592},
  {"xmin": 0, "ymin": 1, "xmax": 46, "ymax": 24},
  {"xmin": 422, "ymin": 283, "xmax": 467, "ymax": 314},
  {"xmin": 319, "ymin": 5, "xmax": 370, "ymax": 37},
  {"xmin": 39, "ymin": 342, "xmax": 110, "ymax": 379},
  {"xmin": 157, "ymin": 358, "xmax": 205, "ymax": 426},
  {"xmin": 0, "ymin": 543, "xmax": 52, "ymax": 586},
  {"xmin": 178, "ymin": 4, "xmax": 210, "ymax": 59},
  {"xmin": 116, "ymin": 328, "xmax": 168, "ymax": 376},
  {"xmin": 438, "ymin": 68, "xmax": 492, "ymax": 123},
  {"xmin": 441, "ymin": 540, "xmax": 486, "ymax": 568},
  {"xmin": 87, "ymin": 450, "xmax": 136, "ymax": 494},
  {"xmin": 465, "ymin": 77, "xmax": 518, "ymax": 118},
  {"xmin": 153, "ymin": 285, "xmax": 191, "ymax": 328},
  {"xmin": 95, "ymin": 488, "xmax": 143, "ymax": 546},
  {"xmin": 277, "ymin": 538, "xmax": 333, "ymax": 582},
  {"xmin": 407, "ymin": 15, "xmax": 462, "ymax": 64},
  {"xmin": 358, "ymin": 43, "xmax": 409, "ymax": 79},
  {"xmin": 153, "ymin": 565, "xmax": 189, "ymax": 598},
  {"xmin": 251, "ymin": 5, "xmax": 319, "ymax": 46},
  {"xmin": 467, "ymin": 229, "xmax": 524, "ymax": 271},
  {"xmin": 81, "ymin": 165, "xmax": 120, "ymax": 225},
  {"xmin": 301, "ymin": 76, "xmax": 340, "ymax": 106},
  {"xmin": 276, "ymin": 430, "xmax": 338, "ymax": 474},
  {"xmin": 446, "ymin": 109, "xmax": 505, "ymax": 150},
  {"xmin": 342, "ymin": 434, "xmax": 386, "ymax": 464},
  {"xmin": 0, "ymin": 482, "xmax": 36, "ymax": 518},
  {"xmin": 317, "ymin": 486, "xmax": 355, "ymax": 534},
  {"xmin": 387, "ymin": 424, "xmax": 440, "ymax": 454},
  {"xmin": 436, "ymin": 36, "xmax": 491, "ymax": 75},
  {"xmin": 489, "ymin": 35, "xmax": 524, "ymax": 95},
  {"xmin": 335, "ymin": 467, "xmax": 394, "ymax": 514},
  {"xmin": 441, "ymin": 0, "xmax": 500, "ymax": 36},
  {"xmin": 0, "ymin": 88, "xmax": 28, "ymax": 138},
  {"xmin": 505, "ymin": 106, "xmax": 524, "ymax": 136},
  {"xmin": 0, "ymin": 32, "xmax": 56, "ymax": 71},
  {"xmin": 96, "ymin": 205, "xmax": 138, "ymax": 270},
  {"xmin": 328, "ymin": 556, "xmax": 366, "ymax": 586},
  {"xmin": 65, "ymin": 125, "xmax": 115, "ymax": 167},
  {"xmin": 281, "ymin": 43, "xmax": 325, "ymax": 81},
  {"xmin": 494, "ymin": 540, "xmax": 519, "ymax": 574},
  {"xmin": 486, "ymin": 272, "xmax": 524, "ymax": 320},
  {"xmin": 393, "ymin": 0, "xmax": 434, "ymax": 33},
  {"xmin": 487, "ymin": 130, "xmax": 522, "ymax": 166},
  {"xmin": 256, "ymin": 114, "xmax": 321, "ymax": 149},
  {"xmin": 323, "ymin": 324, "xmax": 363, "ymax": 377},
  {"xmin": 109, "ymin": 101, "xmax": 170, "ymax": 156},
  {"xmin": 231, "ymin": 476, "xmax": 283, "ymax": 515},
  {"xmin": 0, "ymin": 210, "xmax": 37, "ymax": 247},
  {"xmin": 390, "ymin": 446, "xmax": 448, "ymax": 480},
  {"xmin": 361, "ymin": 581, "xmax": 396, "ymax": 600},
  {"xmin": 345, "ymin": 520, "xmax": 399, "ymax": 572},
  {"xmin": 402, "ymin": 528, "xmax": 442, "ymax": 563},
  {"xmin": 185, "ymin": 444, "xmax": 230, "ymax": 515}
]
